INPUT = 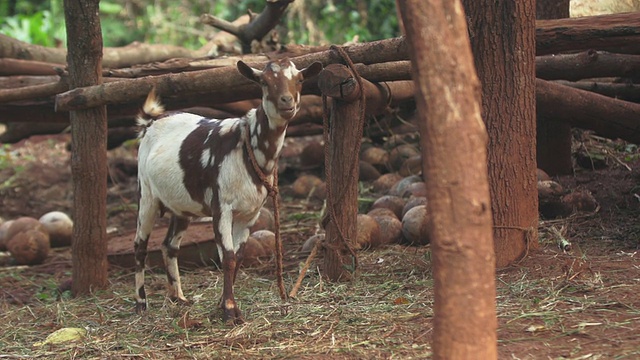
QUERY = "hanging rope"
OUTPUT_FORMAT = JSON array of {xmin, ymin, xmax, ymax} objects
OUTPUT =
[{"xmin": 243, "ymin": 121, "xmax": 287, "ymax": 301}]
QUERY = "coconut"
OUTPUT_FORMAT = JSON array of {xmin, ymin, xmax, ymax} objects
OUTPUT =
[
  {"xmin": 387, "ymin": 144, "xmax": 420, "ymax": 172},
  {"xmin": 383, "ymin": 132, "xmax": 420, "ymax": 150},
  {"xmin": 6, "ymin": 217, "xmax": 45, "ymax": 242},
  {"xmin": 399, "ymin": 155, "xmax": 422, "ymax": 177},
  {"xmin": 249, "ymin": 208, "xmax": 275, "ymax": 233},
  {"xmin": 402, "ymin": 205, "xmax": 430, "ymax": 246},
  {"xmin": 291, "ymin": 174, "xmax": 325, "ymax": 199},
  {"xmin": 370, "ymin": 195, "xmax": 406, "ymax": 219},
  {"xmin": 562, "ymin": 190, "xmax": 599, "ymax": 213},
  {"xmin": 537, "ymin": 168, "xmax": 551, "ymax": 181},
  {"xmin": 367, "ymin": 207, "xmax": 399, "ymax": 220},
  {"xmin": 356, "ymin": 214, "xmax": 381, "ymax": 249},
  {"xmin": 537, "ymin": 180, "xmax": 564, "ymax": 200},
  {"xmin": 372, "ymin": 173, "xmax": 403, "ymax": 194},
  {"xmin": 242, "ymin": 237, "xmax": 267, "ymax": 267},
  {"xmin": 300, "ymin": 140, "xmax": 325, "ymax": 168},
  {"xmin": 7, "ymin": 229, "xmax": 50, "ymax": 265},
  {"xmin": 301, "ymin": 233, "xmax": 325, "ymax": 253},
  {"xmin": 402, "ymin": 196, "xmax": 428, "ymax": 218},
  {"xmin": 251, "ymin": 230, "xmax": 276, "ymax": 256},
  {"xmin": 359, "ymin": 161, "xmax": 382, "ymax": 181},
  {"xmin": 360, "ymin": 146, "xmax": 389, "ymax": 172},
  {"xmin": 372, "ymin": 215, "xmax": 403, "ymax": 245},
  {"xmin": 0, "ymin": 219, "xmax": 15, "ymax": 251},
  {"xmin": 389, "ymin": 175, "xmax": 422, "ymax": 197},
  {"xmin": 39, "ymin": 211, "xmax": 73, "ymax": 248}
]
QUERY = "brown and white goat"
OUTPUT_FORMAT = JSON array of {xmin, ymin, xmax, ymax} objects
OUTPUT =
[{"xmin": 133, "ymin": 59, "xmax": 323, "ymax": 325}]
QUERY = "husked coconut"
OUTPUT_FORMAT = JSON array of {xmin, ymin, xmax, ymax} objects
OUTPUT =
[
  {"xmin": 301, "ymin": 233, "xmax": 324, "ymax": 253},
  {"xmin": 291, "ymin": 174, "xmax": 326, "ymax": 199},
  {"xmin": 389, "ymin": 175, "xmax": 422, "ymax": 197},
  {"xmin": 249, "ymin": 208, "xmax": 275, "ymax": 233},
  {"xmin": 7, "ymin": 229, "xmax": 50, "ymax": 265},
  {"xmin": 399, "ymin": 155, "xmax": 422, "ymax": 177},
  {"xmin": 367, "ymin": 207, "xmax": 398, "ymax": 220},
  {"xmin": 251, "ymin": 230, "xmax": 276, "ymax": 256},
  {"xmin": 370, "ymin": 195, "xmax": 406, "ymax": 219},
  {"xmin": 0, "ymin": 219, "xmax": 15, "ymax": 251},
  {"xmin": 360, "ymin": 146, "xmax": 389, "ymax": 172},
  {"xmin": 359, "ymin": 161, "xmax": 381, "ymax": 181},
  {"xmin": 356, "ymin": 214, "xmax": 381, "ymax": 249},
  {"xmin": 242, "ymin": 237, "xmax": 267, "ymax": 267},
  {"xmin": 387, "ymin": 144, "xmax": 420, "ymax": 172},
  {"xmin": 402, "ymin": 197, "xmax": 427, "ymax": 218},
  {"xmin": 300, "ymin": 140, "xmax": 325, "ymax": 168},
  {"xmin": 372, "ymin": 173, "xmax": 403, "ymax": 194},
  {"xmin": 402, "ymin": 205, "xmax": 430, "ymax": 246},
  {"xmin": 39, "ymin": 211, "xmax": 73, "ymax": 248},
  {"xmin": 371, "ymin": 215, "xmax": 403, "ymax": 245}
]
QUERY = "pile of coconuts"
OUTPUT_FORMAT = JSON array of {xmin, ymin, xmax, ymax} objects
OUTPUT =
[
  {"xmin": 286, "ymin": 132, "xmax": 432, "ymax": 252},
  {"xmin": 0, "ymin": 211, "xmax": 73, "ymax": 266}
]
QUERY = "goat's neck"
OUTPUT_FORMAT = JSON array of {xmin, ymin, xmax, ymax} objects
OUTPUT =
[{"xmin": 246, "ymin": 106, "xmax": 287, "ymax": 175}]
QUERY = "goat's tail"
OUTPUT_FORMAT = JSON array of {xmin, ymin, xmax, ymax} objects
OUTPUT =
[{"xmin": 137, "ymin": 87, "xmax": 165, "ymax": 137}]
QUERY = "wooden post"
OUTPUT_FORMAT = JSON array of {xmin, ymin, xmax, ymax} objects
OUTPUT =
[
  {"xmin": 398, "ymin": 0, "xmax": 497, "ymax": 358},
  {"xmin": 63, "ymin": 0, "xmax": 109, "ymax": 295},
  {"xmin": 318, "ymin": 64, "xmax": 363, "ymax": 282},
  {"xmin": 536, "ymin": 0, "xmax": 572, "ymax": 176}
]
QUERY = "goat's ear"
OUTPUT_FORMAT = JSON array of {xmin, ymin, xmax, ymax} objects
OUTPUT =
[
  {"xmin": 237, "ymin": 61, "xmax": 261, "ymax": 83},
  {"xmin": 300, "ymin": 62, "xmax": 323, "ymax": 80}
]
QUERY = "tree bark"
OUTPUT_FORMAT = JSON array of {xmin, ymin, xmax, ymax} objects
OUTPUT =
[
  {"xmin": 537, "ymin": 79, "xmax": 640, "ymax": 144},
  {"xmin": 536, "ymin": 0, "xmax": 572, "ymax": 176},
  {"xmin": 537, "ymin": 12, "xmax": 640, "ymax": 55},
  {"xmin": 463, "ymin": 0, "xmax": 539, "ymax": 267},
  {"xmin": 319, "ymin": 64, "xmax": 362, "ymax": 282},
  {"xmin": 398, "ymin": 1, "xmax": 496, "ymax": 359},
  {"xmin": 64, "ymin": 0, "xmax": 109, "ymax": 296}
]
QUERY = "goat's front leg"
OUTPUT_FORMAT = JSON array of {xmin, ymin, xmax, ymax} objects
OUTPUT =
[
  {"xmin": 214, "ymin": 206, "xmax": 244, "ymax": 325},
  {"xmin": 161, "ymin": 215, "xmax": 190, "ymax": 304}
]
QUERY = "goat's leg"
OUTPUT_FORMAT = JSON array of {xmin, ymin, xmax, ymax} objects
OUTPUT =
[
  {"xmin": 134, "ymin": 193, "xmax": 160, "ymax": 313},
  {"xmin": 161, "ymin": 215, "xmax": 190, "ymax": 304},
  {"xmin": 231, "ymin": 224, "xmax": 251, "ymax": 283},
  {"xmin": 214, "ymin": 206, "xmax": 244, "ymax": 325}
]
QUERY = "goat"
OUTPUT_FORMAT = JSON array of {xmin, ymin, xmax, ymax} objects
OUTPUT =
[{"xmin": 133, "ymin": 58, "xmax": 323, "ymax": 325}]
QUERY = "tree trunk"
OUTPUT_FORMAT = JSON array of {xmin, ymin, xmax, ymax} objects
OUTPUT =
[
  {"xmin": 463, "ymin": 0, "xmax": 539, "ymax": 267},
  {"xmin": 318, "ymin": 64, "xmax": 363, "ymax": 282},
  {"xmin": 536, "ymin": 0, "xmax": 572, "ymax": 176},
  {"xmin": 398, "ymin": 1, "xmax": 497, "ymax": 359},
  {"xmin": 64, "ymin": 0, "xmax": 109, "ymax": 296}
]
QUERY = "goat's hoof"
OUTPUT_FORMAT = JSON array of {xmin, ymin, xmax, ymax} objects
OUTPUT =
[
  {"xmin": 135, "ymin": 302, "xmax": 147, "ymax": 314},
  {"xmin": 222, "ymin": 308, "xmax": 245, "ymax": 326}
]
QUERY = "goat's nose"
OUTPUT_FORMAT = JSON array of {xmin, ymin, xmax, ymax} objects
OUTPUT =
[{"xmin": 280, "ymin": 95, "xmax": 293, "ymax": 105}]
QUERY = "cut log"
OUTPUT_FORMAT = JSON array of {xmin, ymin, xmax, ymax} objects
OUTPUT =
[
  {"xmin": 537, "ymin": 50, "xmax": 640, "ymax": 81},
  {"xmin": 554, "ymin": 80, "xmax": 640, "ymax": 103},
  {"xmin": 537, "ymin": 78, "xmax": 640, "ymax": 144},
  {"xmin": 54, "ymin": 40, "xmax": 411, "ymax": 111},
  {"xmin": 0, "ymin": 58, "xmax": 64, "ymax": 76},
  {"xmin": 537, "ymin": 12, "xmax": 640, "ymax": 55}
]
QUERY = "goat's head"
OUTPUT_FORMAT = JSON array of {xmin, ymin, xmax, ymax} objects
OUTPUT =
[{"xmin": 237, "ymin": 58, "xmax": 323, "ymax": 126}]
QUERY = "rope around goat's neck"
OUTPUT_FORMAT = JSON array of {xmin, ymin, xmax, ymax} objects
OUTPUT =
[{"xmin": 243, "ymin": 121, "xmax": 287, "ymax": 301}]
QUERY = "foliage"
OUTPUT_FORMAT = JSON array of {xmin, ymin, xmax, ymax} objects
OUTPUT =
[{"xmin": 0, "ymin": 0, "xmax": 400, "ymax": 48}]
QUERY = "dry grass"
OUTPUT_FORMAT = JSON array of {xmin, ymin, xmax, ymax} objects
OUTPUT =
[{"xmin": 0, "ymin": 246, "xmax": 435, "ymax": 359}]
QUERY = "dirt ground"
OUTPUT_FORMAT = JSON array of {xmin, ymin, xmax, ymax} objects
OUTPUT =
[{"xmin": 1, "ymin": 131, "xmax": 640, "ymax": 359}]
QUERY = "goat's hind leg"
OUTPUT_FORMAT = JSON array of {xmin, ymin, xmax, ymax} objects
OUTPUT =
[
  {"xmin": 134, "ymin": 195, "xmax": 160, "ymax": 313},
  {"xmin": 162, "ymin": 215, "xmax": 190, "ymax": 304}
]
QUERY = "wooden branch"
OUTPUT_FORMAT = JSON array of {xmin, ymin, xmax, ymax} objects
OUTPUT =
[
  {"xmin": 537, "ymin": 50, "xmax": 640, "ymax": 81},
  {"xmin": 0, "ymin": 34, "xmax": 201, "ymax": 69},
  {"xmin": 0, "ymin": 58, "xmax": 65, "ymax": 76},
  {"xmin": 201, "ymin": 0, "xmax": 293, "ymax": 53},
  {"xmin": 537, "ymin": 78, "xmax": 640, "ymax": 143},
  {"xmin": 54, "ymin": 38, "xmax": 410, "ymax": 111},
  {"xmin": 554, "ymin": 80, "xmax": 640, "ymax": 103},
  {"xmin": 537, "ymin": 12, "xmax": 640, "ymax": 55},
  {"xmin": 0, "ymin": 75, "xmax": 60, "ymax": 89}
]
